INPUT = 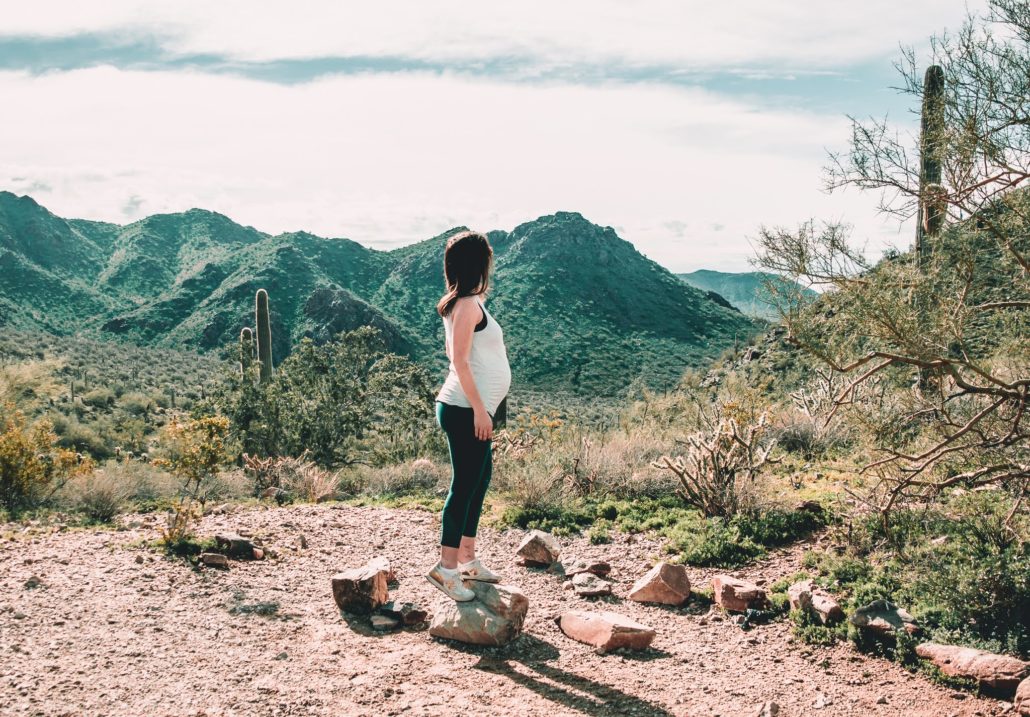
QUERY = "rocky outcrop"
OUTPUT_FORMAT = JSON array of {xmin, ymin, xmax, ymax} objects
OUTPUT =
[
  {"xmin": 429, "ymin": 582, "xmax": 529, "ymax": 646},
  {"xmin": 915, "ymin": 643, "xmax": 1028, "ymax": 692},
  {"xmin": 712, "ymin": 575, "xmax": 767, "ymax": 612},
  {"xmin": 331, "ymin": 560, "xmax": 390, "ymax": 615},
  {"xmin": 558, "ymin": 611, "xmax": 656, "ymax": 651},
  {"xmin": 849, "ymin": 599, "xmax": 918, "ymax": 636},
  {"xmin": 516, "ymin": 530, "xmax": 561, "ymax": 567},
  {"xmin": 628, "ymin": 562, "xmax": 691, "ymax": 606},
  {"xmin": 1015, "ymin": 677, "xmax": 1030, "ymax": 715}
]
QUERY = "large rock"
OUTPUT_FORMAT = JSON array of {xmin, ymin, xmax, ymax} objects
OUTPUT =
[
  {"xmin": 915, "ymin": 643, "xmax": 1028, "ymax": 692},
  {"xmin": 712, "ymin": 575, "xmax": 767, "ymax": 612},
  {"xmin": 558, "ymin": 611, "xmax": 655, "ymax": 651},
  {"xmin": 628, "ymin": 562, "xmax": 691, "ymax": 606},
  {"xmin": 429, "ymin": 582, "xmax": 528, "ymax": 646},
  {"xmin": 331, "ymin": 561, "xmax": 390, "ymax": 615},
  {"xmin": 1016, "ymin": 677, "xmax": 1030, "ymax": 716},
  {"xmin": 787, "ymin": 579, "xmax": 843, "ymax": 625},
  {"xmin": 849, "ymin": 599, "xmax": 918, "ymax": 636},
  {"xmin": 516, "ymin": 530, "xmax": 561, "ymax": 566},
  {"xmin": 572, "ymin": 572, "xmax": 612, "ymax": 597},
  {"xmin": 560, "ymin": 558, "xmax": 612, "ymax": 578}
]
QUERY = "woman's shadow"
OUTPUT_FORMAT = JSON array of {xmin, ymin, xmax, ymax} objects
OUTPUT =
[{"xmin": 446, "ymin": 633, "xmax": 675, "ymax": 717}]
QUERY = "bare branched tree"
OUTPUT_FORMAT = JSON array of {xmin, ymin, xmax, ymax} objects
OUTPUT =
[{"xmin": 755, "ymin": 1, "xmax": 1030, "ymax": 525}]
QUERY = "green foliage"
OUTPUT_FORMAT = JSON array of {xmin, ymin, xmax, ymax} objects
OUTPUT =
[{"xmin": 212, "ymin": 326, "xmax": 438, "ymax": 467}]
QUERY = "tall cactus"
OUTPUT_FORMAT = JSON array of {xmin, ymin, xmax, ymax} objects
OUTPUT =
[
  {"xmin": 916, "ymin": 64, "xmax": 946, "ymax": 262},
  {"xmin": 255, "ymin": 289, "xmax": 273, "ymax": 382}
]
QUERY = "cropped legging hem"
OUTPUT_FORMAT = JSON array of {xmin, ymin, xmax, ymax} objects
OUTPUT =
[{"xmin": 436, "ymin": 400, "xmax": 493, "ymax": 549}]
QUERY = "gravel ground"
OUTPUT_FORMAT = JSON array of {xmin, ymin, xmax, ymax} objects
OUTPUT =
[{"xmin": 0, "ymin": 503, "xmax": 1013, "ymax": 717}]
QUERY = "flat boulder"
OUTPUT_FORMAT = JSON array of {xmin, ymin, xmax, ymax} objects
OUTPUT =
[
  {"xmin": 516, "ymin": 530, "xmax": 561, "ymax": 566},
  {"xmin": 200, "ymin": 552, "xmax": 229, "ymax": 569},
  {"xmin": 712, "ymin": 575, "xmax": 767, "ymax": 612},
  {"xmin": 628, "ymin": 562, "xmax": 691, "ymax": 606},
  {"xmin": 558, "ymin": 610, "xmax": 655, "ymax": 651},
  {"xmin": 331, "ymin": 561, "xmax": 390, "ymax": 615},
  {"xmin": 572, "ymin": 572, "xmax": 612, "ymax": 597},
  {"xmin": 429, "ymin": 582, "xmax": 528, "ymax": 646},
  {"xmin": 915, "ymin": 643, "xmax": 1028, "ymax": 692},
  {"xmin": 849, "ymin": 599, "xmax": 918, "ymax": 636},
  {"xmin": 561, "ymin": 558, "xmax": 612, "ymax": 578}
]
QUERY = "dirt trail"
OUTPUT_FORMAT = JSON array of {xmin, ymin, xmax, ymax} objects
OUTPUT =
[{"xmin": 0, "ymin": 504, "xmax": 1010, "ymax": 716}]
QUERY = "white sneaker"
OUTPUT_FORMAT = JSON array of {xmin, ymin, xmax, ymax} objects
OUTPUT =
[
  {"xmin": 459, "ymin": 558, "xmax": 501, "ymax": 583},
  {"xmin": 425, "ymin": 563, "xmax": 475, "ymax": 601}
]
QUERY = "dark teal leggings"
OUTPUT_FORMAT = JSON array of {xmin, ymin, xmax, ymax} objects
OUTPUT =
[{"xmin": 436, "ymin": 401, "xmax": 492, "ymax": 548}]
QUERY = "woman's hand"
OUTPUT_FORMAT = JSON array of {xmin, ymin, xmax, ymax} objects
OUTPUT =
[{"xmin": 473, "ymin": 406, "xmax": 493, "ymax": 441}]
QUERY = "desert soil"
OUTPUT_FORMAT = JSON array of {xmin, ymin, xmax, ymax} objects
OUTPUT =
[{"xmin": 0, "ymin": 503, "xmax": 1013, "ymax": 717}]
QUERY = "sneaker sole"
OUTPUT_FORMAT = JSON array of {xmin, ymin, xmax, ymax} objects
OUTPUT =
[
  {"xmin": 461, "ymin": 573, "xmax": 501, "ymax": 583},
  {"xmin": 425, "ymin": 574, "xmax": 476, "ymax": 602}
]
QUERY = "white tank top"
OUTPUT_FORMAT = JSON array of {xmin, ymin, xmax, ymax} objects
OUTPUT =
[{"xmin": 435, "ymin": 296, "xmax": 512, "ymax": 416}]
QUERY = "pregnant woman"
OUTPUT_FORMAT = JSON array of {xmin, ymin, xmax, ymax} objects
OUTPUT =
[{"xmin": 425, "ymin": 230, "xmax": 512, "ymax": 601}]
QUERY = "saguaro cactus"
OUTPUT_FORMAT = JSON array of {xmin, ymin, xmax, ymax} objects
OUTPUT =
[
  {"xmin": 916, "ymin": 64, "xmax": 946, "ymax": 262},
  {"xmin": 240, "ymin": 326, "xmax": 255, "ymax": 374},
  {"xmin": 255, "ymin": 290, "xmax": 273, "ymax": 382}
]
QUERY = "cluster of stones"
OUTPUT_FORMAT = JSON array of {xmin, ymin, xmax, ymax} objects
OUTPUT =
[
  {"xmin": 199, "ymin": 531, "xmax": 274, "ymax": 568},
  {"xmin": 331, "ymin": 557, "xmax": 431, "ymax": 631}
]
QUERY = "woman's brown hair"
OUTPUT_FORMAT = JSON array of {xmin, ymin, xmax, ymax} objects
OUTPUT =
[{"xmin": 436, "ymin": 230, "xmax": 493, "ymax": 317}]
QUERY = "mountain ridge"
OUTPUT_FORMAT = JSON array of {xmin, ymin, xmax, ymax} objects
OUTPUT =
[{"xmin": 0, "ymin": 191, "xmax": 759, "ymax": 395}]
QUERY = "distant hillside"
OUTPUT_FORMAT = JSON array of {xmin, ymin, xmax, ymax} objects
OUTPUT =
[
  {"xmin": 0, "ymin": 192, "xmax": 758, "ymax": 395},
  {"xmin": 678, "ymin": 269, "xmax": 816, "ymax": 320}
]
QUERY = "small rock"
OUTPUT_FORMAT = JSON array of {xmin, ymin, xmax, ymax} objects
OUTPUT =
[
  {"xmin": 572, "ymin": 572, "xmax": 612, "ymax": 597},
  {"xmin": 252, "ymin": 547, "xmax": 265, "ymax": 560},
  {"xmin": 379, "ymin": 601, "xmax": 428, "ymax": 626},
  {"xmin": 215, "ymin": 532, "xmax": 255, "ymax": 558},
  {"xmin": 23, "ymin": 575, "xmax": 42, "ymax": 589},
  {"xmin": 560, "ymin": 558, "xmax": 612, "ymax": 578},
  {"xmin": 370, "ymin": 614, "xmax": 400, "ymax": 631},
  {"xmin": 814, "ymin": 692, "xmax": 833, "ymax": 708},
  {"xmin": 712, "ymin": 575, "xmax": 767, "ymax": 612},
  {"xmin": 916, "ymin": 642, "xmax": 1028, "ymax": 691},
  {"xmin": 260, "ymin": 487, "xmax": 282, "ymax": 500},
  {"xmin": 134, "ymin": 555, "xmax": 144, "ymax": 564},
  {"xmin": 558, "ymin": 610, "xmax": 655, "ymax": 651},
  {"xmin": 200, "ymin": 553, "xmax": 229, "ymax": 569},
  {"xmin": 516, "ymin": 530, "xmax": 561, "ymax": 566},
  {"xmin": 850, "ymin": 599, "xmax": 919, "ymax": 636},
  {"xmin": 787, "ymin": 579, "xmax": 843, "ymax": 624},
  {"xmin": 753, "ymin": 702, "xmax": 780, "ymax": 717},
  {"xmin": 562, "ymin": 581, "xmax": 574, "ymax": 591},
  {"xmin": 876, "ymin": 695, "xmax": 888, "ymax": 705},
  {"xmin": 628, "ymin": 562, "xmax": 691, "ymax": 606},
  {"xmin": 331, "ymin": 561, "xmax": 390, "ymax": 615},
  {"xmin": 429, "ymin": 582, "xmax": 528, "ymax": 646},
  {"xmin": 210, "ymin": 503, "xmax": 230, "ymax": 515},
  {"xmin": 297, "ymin": 534, "xmax": 308, "ymax": 549}
]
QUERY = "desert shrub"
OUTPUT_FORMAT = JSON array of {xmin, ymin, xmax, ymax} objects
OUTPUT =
[
  {"xmin": 61, "ymin": 468, "xmax": 131, "ymax": 523},
  {"xmin": 81, "ymin": 387, "xmax": 116, "ymax": 409},
  {"xmin": 119, "ymin": 392, "xmax": 153, "ymax": 417},
  {"xmin": 0, "ymin": 403, "xmax": 91, "ymax": 513},
  {"xmin": 359, "ymin": 458, "xmax": 448, "ymax": 497}
]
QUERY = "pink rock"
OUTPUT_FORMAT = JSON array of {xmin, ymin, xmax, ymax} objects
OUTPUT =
[
  {"xmin": 915, "ymin": 643, "xmax": 1028, "ymax": 692},
  {"xmin": 200, "ymin": 552, "xmax": 228, "ymax": 569},
  {"xmin": 572, "ymin": 572, "xmax": 612, "ymax": 597},
  {"xmin": 558, "ymin": 611, "xmax": 655, "ymax": 651},
  {"xmin": 787, "ymin": 579, "xmax": 814, "ymax": 612},
  {"xmin": 561, "ymin": 558, "xmax": 612, "ymax": 578},
  {"xmin": 331, "ymin": 561, "xmax": 390, "ymax": 615},
  {"xmin": 787, "ymin": 579, "xmax": 843, "ymax": 624},
  {"xmin": 712, "ymin": 575, "xmax": 767, "ymax": 612},
  {"xmin": 1015, "ymin": 677, "xmax": 1030, "ymax": 715},
  {"xmin": 628, "ymin": 562, "xmax": 691, "ymax": 606}
]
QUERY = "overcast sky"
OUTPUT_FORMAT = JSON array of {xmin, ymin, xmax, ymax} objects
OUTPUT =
[{"xmin": 0, "ymin": 1, "xmax": 986, "ymax": 272}]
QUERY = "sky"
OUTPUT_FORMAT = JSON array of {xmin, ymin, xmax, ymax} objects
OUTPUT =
[{"xmin": 0, "ymin": 1, "xmax": 987, "ymax": 272}]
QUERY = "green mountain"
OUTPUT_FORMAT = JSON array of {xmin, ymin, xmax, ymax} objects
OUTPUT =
[
  {"xmin": 0, "ymin": 192, "xmax": 758, "ymax": 395},
  {"xmin": 677, "ymin": 269, "xmax": 817, "ymax": 320}
]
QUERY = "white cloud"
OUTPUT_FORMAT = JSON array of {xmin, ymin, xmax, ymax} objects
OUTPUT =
[
  {"xmin": 3, "ymin": 1, "xmax": 987, "ymax": 69},
  {"xmin": 0, "ymin": 66, "xmax": 911, "ymax": 271}
]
